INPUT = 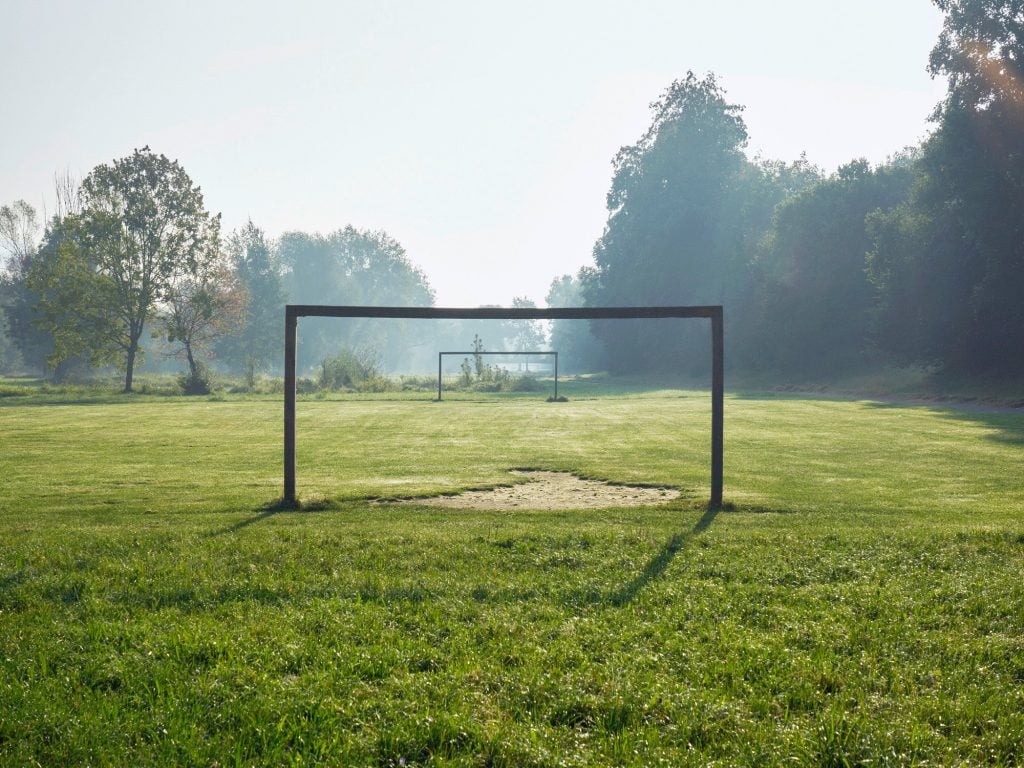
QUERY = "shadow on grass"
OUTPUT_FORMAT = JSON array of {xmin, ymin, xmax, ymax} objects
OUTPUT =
[
  {"xmin": 206, "ymin": 508, "xmax": 282, "ymax": 537},
  {"xmin": 732, "ymin": 390, "xmax": 1024, "ymax": 446},
  {"xmin": 862, "ymin": 400, "xmax": 1024, "ymax": 446},
  {"xmin": 607, "ymin": 503, "xmax": 721, "ymax": 607},
  {"xmin": 0, "ymin": 394, "xmax": 147, "ymax": 408},
  {"xmin": 0, "ymin": 389, "xmax": 200, "ymax": 408},
  {"xmin": 204, "ymin": 496, "xmax": 336, "ymax": 537},
  {"xmin": 0, "ymin": 569, "xmax": 27, "ymax": 591}
]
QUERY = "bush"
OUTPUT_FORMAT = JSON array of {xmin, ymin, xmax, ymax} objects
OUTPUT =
[
  {"xmin": 243, "ymin": 356, "xmax": 262, "ymax": 391},
  {"xmin": 355, "ymin": 375, "xmax": 393, "ymax": 393},
  {"xmin": 179, "ymin": 361, "xmax": 216, "ymax": 395},
  {"xmin": 317, "ymin": 348, "xmax": 381, "ymax": 391},
  {"xmin": 504, "ymin": 375, "xmax": 542, "ymax": 392},
  {"xmin": 399, "ymin": 375, "xmax": 436, "ymax": 391}
]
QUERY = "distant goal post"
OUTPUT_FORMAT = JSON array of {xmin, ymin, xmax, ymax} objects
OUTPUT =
[
  {"xmin": 437, "ymin": 350, "xmax": 558, "ymax": 401},
  {"xmin": 284, "ymin": 305, "xmax": 724, "ymax": 507}
]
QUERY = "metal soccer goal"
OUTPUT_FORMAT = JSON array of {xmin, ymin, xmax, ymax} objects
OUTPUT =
[
  {"xmin": 436, "ymin": 350, "xmax": 558, "ymax": 400},
  {"xmin": 283, "ymin": 305, "xmax": 723, "ymax": 507}
]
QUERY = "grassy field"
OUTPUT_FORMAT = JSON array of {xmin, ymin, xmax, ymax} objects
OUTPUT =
[{"xmin": 1, "ymin": 382, "xmax": 1023, "ymax": 766}]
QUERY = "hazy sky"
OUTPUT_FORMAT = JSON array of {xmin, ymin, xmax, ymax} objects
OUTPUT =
[{"xmin": 1, "ymin": 1, "xmax": 947, "ymax": 307}]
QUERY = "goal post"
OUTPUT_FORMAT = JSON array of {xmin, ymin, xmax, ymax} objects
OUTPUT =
[
  {"xmin": 284, "ymin": 305, "xmax": 724, "ymax": 507},
  {"xmin": 437, "ymin": 350, "xmax": 558, "ymax": 400}
]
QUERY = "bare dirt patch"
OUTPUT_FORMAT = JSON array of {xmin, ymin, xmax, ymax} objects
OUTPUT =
[{"xmin": 395, "ymin": 470, "xmax": 681, "ymax": 510}]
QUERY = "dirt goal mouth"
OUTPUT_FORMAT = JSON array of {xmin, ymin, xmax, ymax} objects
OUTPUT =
[{"xmin": 391, "ymin": 470, "xmax": 682, "ymax": 511}]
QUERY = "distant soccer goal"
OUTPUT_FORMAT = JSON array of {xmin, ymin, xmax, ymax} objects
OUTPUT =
[
  {"xmin": 437, "ymin": 350, "xmax": 558, "ymax": 400},
  {"xmin": 283, "ymin": 305, "xmax": 724, "ymax": 507}
]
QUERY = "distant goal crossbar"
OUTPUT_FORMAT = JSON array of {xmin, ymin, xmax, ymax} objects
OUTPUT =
[{"xmin": 284, "ymin": 305, "xmax": 723, "ymax": 507}]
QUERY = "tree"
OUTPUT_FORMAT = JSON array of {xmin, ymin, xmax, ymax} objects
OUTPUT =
[
  {"xmin": 30, "ymin": 148, "xmax": 222, "ymax": 391},
  {"xmin": 0, "ymin": 201, "xmax": 41, "ymax": 372},
  {"xmin": 751, "ymin": 158, "xmax": 916, "ymax": 376},
  {"xmin": 280, "ymin": 226, "xmax": 434, "ymax": 371},
  {"xmin": 161, "ymin": 263, "xmax": 247, "ymax": 386},
  {"xmin": 508, "ymin": 297, "xmax": 546, "ymax": 369},
  {"xmin": 0, "ymin": 200, "xmax": 39, "ymax": 272},
  {"xmin": 9, "ymin": 213, "xmax": 104, "ymax": 378},
  {"xmin": 471, "ymin": 333, "xmax": 485, "ymax": 377},
  {"xmin": 866, "ymin": 1, "xmax": 1024, "ymax": 375},
  {"xmin": 216, "ymin": 221, "xmax": 287, "ymax": 375},
  {"xmin": 3, "ymin": 201, "xmax": 95, "ymax": 378},
  {"xmin": 3, "ymin": 182, "xmax": 90, "ymax": 377},
  {"xmin": 929, "ymin": 0, "xmax": 1024, "ymax": 110},
  {"xmin": 26, "ymin": 220, "xmax": 124, "ymax": 374},
  {"xmin": 584, "ymin": 72, "xmax": 755, "ymax": 373},
  {"xmin": 545, "ymin": 273, "xmax": 604, "ymax": 374},
  {"xmin": 0, "ymin": 306, "xmax": 17, "ymax": 372}
]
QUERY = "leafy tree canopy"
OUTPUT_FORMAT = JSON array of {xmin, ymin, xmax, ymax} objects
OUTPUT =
[
  {"xmin": 30, "ymin": 147, "xmax": 222, "ymax": 391},
  {"xmin": 863, "ymin": 0, "xmax": 1024, "ymax": 374},
  {"xmin": 216, "ymin": 221, "xmax": 287, "ymax": 374},
  {"xmin": 280, "ymin": 226, "xmax": 435, "ymax": 371},
  {"xmin": 930, "ymin": 0, "xmax": 1024, "ymax": 109},
  {"xmin": 587, "ymin": 72, "xmax": 766, "ymax": 372}
]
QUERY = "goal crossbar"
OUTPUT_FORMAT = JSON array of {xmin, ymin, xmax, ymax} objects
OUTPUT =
[
  {"xmin": 437, "ymin": 350, "xmax": 558, "ymax": 401},
  {"xmin": 284, "ymin": 305, "xmax": 724, "ymax": 507}
]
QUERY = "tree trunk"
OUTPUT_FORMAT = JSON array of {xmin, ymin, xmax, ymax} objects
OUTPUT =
[
  {"xmin": 124, "ymin": 321, "xmax": 144, "ymax": 393},
  {"xmin": 124, "ymin": 342, "xmax": 136, "ymax": 393},
  {"xmin": 185, "ymin": 341, "xmax": 197, "ymax": 377}
]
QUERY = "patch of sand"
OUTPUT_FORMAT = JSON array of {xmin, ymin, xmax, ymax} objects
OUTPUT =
[{"xmin": 395, "ymin": 470, "xmax": 681, "ymax": 510}]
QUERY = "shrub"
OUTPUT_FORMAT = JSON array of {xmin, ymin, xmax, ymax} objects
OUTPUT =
[
  {"xmin": 179, "ymin": 361, "xmax": 215, "ymax": 395},
  {"xmin": 317, "ymin": 348, "xmax": 381, "ymax": 391},
  {"xmin": 505, "ymin": 375, "xmax": 542, "ymax": 392},
  {"xmin": 355, "ymin": 375, "xmax": 393, "ymax": 393},
  {"xmin": 243, "ymin": 355, "xmax": 262, "ymax": 391},
  {"xmin": 399, "ymin": 375, "xmax": 436, "ymax": 391}
]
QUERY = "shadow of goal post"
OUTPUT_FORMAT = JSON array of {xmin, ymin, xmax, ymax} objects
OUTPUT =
[{"xmin": 284, "ymin": 305, "xmax": 724, "ymax": 507}]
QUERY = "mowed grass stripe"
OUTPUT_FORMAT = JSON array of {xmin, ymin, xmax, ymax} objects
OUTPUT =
[
  {"xmin": 3, "ymin": 391, "xmax": 1019, "ymax": 521},
  {"xmin": 1, "ymin": 390, "xmax": 1023, "ymax": 765}
]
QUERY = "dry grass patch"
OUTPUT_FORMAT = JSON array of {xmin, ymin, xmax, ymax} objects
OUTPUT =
[{"xmin": 393, "ymin": 470, "xmax": 681, "ymax": 510}]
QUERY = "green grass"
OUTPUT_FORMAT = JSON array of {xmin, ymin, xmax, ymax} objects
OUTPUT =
[{"xmin": 1, "ymin": 386, "xmax": 1023, "ymax": 765}]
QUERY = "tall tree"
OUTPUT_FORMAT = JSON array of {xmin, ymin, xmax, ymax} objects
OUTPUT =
[
  {"xmin": 216, "ymin": 221, "xmax": 287, "ymax": 374},
  {"xmin": 0, "ymin": 201, "xmax": 41, "ymax": 372},
  {"xmin": 0, "ymin": 201, "xmax": 85, "ymax": 376},
  {"xmin": 868, "ymin": 0, "xmax": 1024, "ymax": 374},
  {"xmin": 280, "ymin": 226, "xmax": 434, "ymax": 371},
  {"xmin": 508, "ymin": 296, "xmax": 546, "ymax": 351},
  {"xmin": 161, "ymin": 262, "xmax": 247, "ymax": 383},
  {"xmin": 0, "ymin": 306, "xmax": 16, "ymax": 372},
  {"xmin": 0, "ymin": 200, "xmax": 39, "ymax": 271},
  {"xmin": 1, "ymin": 177, "xmax": 88, "ymax": 376},
  {"xmin": 751, "ymin": 158, "xmax": 916, "ymax": 376},
  {"xmin": 496, "ymin": 297, "xmax": 546, "ymax": 371},
  {"xmin": 584, "ymin": 72, "xmax": 755, "ymax": 373},
  {"xmin": 545, "ymin": 273, "xmax": 605, "ymax": 374},
  {"xmin": 30, "ymin": 148, "xmax": 222, "ymax": 391},
  {"xmin": 930, "ymin": 0, "xmax": 1024, "ymax": 109},
  {"xmin": 27, "ymin": 221, "xmax": 124, "ymax": 374}
]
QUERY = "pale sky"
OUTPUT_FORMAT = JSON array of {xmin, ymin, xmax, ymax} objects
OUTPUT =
[{"xmin": 1, "ymin": 1, "xmax": 947, "ymax": 307}]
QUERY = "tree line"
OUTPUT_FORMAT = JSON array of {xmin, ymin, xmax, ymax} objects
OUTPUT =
[
  {"xmin": 0, "ymin": 151, "xmax": 447, "ymax": 391},
  {"xmin": 2, "ymin": 0, "xmax": 1020, "ymax": 386},
  {"xmin": 577, "ymin": 0, "xmax": 1024, "ymax": 380},
  {"xmin": 0, "ymin": 161, "xmax": 548, "ymax": 388}
]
